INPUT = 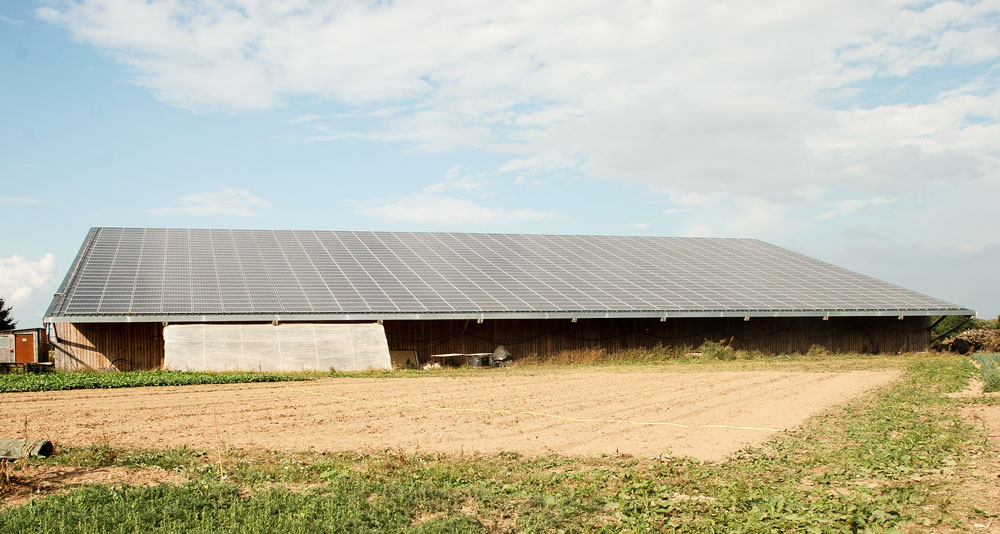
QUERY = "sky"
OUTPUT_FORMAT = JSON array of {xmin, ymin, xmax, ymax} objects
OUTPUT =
[{"xmin": 1, "ymin": 0, "xmax": 999, "ymax": 328}]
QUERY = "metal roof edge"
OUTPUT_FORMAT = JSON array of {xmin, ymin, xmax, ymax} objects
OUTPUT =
[
  {"xmin": 43, "ymin": 227, "xmax": 100, "ymax": 319},
  {"xmin": 44, "ymin": 308, "xmax": 976, "ymax": 324},
  {"xmin": 81, "ymin": 226, "xmax": 764, "ymax": 242}
]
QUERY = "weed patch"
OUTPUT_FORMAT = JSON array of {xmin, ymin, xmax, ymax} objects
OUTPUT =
[
  {"xmin": 697, "ymin": 339, "xmax": 737, "ymax": 360},
  {"xmin": 514, "ymin": 343, "xmax": 692, "ymax": 365}
]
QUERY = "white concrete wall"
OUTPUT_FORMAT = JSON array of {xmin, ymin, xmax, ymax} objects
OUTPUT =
[{"xmin": 163, "ymin": 323, "xmax": 391, "ymax": 372}]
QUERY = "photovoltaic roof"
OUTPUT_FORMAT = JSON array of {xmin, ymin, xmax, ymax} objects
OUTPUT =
[{"xmin": 44, "ymin": 227, "xmax": 971, "ymax": 323}]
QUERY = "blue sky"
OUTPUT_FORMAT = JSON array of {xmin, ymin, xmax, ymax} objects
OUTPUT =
[{"xmin": 2, "ymin": 0, "xmax": 999, "ymax": 327}]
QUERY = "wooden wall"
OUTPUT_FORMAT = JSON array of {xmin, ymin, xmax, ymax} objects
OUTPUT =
[
  {"xmin": 383, "ymin": 316, "xmax": 932, "ymax": 361},
  {"xmin": 49, "ymin": 315, "xmax": 931, "ymax": 370},
  {"xmin": 52, "ymin": 322, "xmax": 164, "ymax": 370}
]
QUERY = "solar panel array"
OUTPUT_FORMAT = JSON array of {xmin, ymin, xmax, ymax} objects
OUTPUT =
[{"xmin": 46, "ymin": 227, "xmax": 967, "ymax": 319}]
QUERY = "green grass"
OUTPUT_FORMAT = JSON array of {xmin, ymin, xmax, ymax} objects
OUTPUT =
[
  {"xmin": 973, "ymin": 353, "xmax": 1000, "ymax": 392},
  {"xmin": 1, "ymin": 354, "xmax": 986, "ymax": 532},
  {"xmin": 0, "ymin": 369, "xmax": 310, "ymax": 393}
]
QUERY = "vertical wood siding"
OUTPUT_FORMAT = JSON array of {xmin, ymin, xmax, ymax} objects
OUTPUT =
[
  {"xmin": 49, "ymin": 316, "xmax": 931, "ymax": 370},
  {"xmin": 383, "ymin": 316, "xmax": 932, "ymax": 361},
  {"xmin": 52, "ymin": 323, "xmax": 164, "ymax": 370}
]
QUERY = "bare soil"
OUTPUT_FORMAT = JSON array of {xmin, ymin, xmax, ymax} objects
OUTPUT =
[
  {"xmin": 937, "ymin": 372, "xmax": 1000, "ymax": 533},
  {"xmin": 957, "ymin": 403, "xmax": 1000, "ymax": 531},
  {"xmin": 947, "ymin": 376, "xmax": 1000, "ymax": 400},
  {"xmin": 1, "ymin": 369, "xmax": 899, "ymax": 462}
]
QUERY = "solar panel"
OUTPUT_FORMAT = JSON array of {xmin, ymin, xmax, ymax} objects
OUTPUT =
[{"xmin": 44, "ymin": 227, "xmax": 971, "ymax": 320}]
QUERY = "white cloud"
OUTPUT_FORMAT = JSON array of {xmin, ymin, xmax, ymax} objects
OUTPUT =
[
  {"xmin": 0, "ymin": 14, "xmax": 24, "ymax": 26},
  {"xmin": 39, "ymin": 1, "xmax": 1000, "ymax": 250},
  {"xmin": 839, "ymin": 2, "xmax": 1000, "ymax": 77},
  {"xmin": 514, "ymin": 175, "xmax": 543, "ymax": 185},
  {"xmin": 423, "ymin": 165, "xmax": 491, "ymax": 193},
  {"xmin": 0, "ymin": 197, "xmax": 39, "ymax": 205},
  {"xmin": 0, "ymin": 253, "xmax": 56, "ymax": 307},
  {"xmin": 723, "ymin": 199, "xmax": 789, "ymax": 237},
  {"xmin": 819, "ymin": 197, "xmax": 896, "ymax": 219},
  {"xmin": 840, "ymin": 224, "xmax": 893, "ymax": 243},
  {"xmin": 148, "ymin": 187, "xmax": 270, "ymax": 216},
  {"xmin": 678, "ymin": 196, "xmax": 791, "ymax": 238},
  {"xmin": 498, "ymin": 155, "xmax": 580, "ymax": 174},
  {"xmin": 284, "ymin": 114, "xmax": 323, "ymax": 125},
  {"xmin": 357, "ymin": 193, "xmax": 554, "ymax": 227}
]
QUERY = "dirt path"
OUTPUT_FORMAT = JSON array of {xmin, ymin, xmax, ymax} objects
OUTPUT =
[{"xmin": 1, "ymin": 369, "xmax": 899, "ymax": 461}]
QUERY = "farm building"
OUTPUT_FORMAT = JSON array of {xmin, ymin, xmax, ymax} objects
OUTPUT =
[
  {"xmin": 43, "ymin": 227, "xmax": 972, "ymax": 371},
  {"xmin": 0, "ymin": 328, "xmax": 49, "ymax": 366}
]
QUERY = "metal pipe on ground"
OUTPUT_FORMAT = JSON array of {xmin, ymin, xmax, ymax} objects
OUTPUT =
[{"xmin": 0, "ymin": 438, "xmax": 54, "ymax": 459}]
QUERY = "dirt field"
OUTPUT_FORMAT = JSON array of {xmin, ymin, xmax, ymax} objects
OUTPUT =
[{"xmin": 2, "ymin": 369, "xmax": 899, "ymax": 461}]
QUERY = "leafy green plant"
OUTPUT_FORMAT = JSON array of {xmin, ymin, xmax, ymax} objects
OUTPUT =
[{"xmin": 0, "ymin": 369, "xmax": 309, "ymax": 393}]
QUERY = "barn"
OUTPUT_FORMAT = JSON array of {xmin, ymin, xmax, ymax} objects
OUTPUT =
[{"xmin": 43, "ymin": 227, "xmax": 972, "ymax": 371}]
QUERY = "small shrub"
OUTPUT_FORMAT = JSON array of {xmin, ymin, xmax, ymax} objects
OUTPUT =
[
  {"xmin": 805, "ymin": 344, "xmax": 831, "ymax": 357},
  {"xmin": 974, "ymin": 353, "xmax": 1000, "ymax": 393},
  {"xmin": 943, "ymin": 329, "xmax": 1000, "ymax": 354},
  {"xmin": 986, "ymin": 373, "xmax": 1000, "ymax": 394},
  {"xmin": 698, "ymin": 340, "xmax": 736, "ymax": 360}
]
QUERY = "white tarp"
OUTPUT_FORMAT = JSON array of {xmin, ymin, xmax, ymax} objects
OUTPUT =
[{"xmin": 163, "ymin": 323, "xmax": 391, "ymax": 372}]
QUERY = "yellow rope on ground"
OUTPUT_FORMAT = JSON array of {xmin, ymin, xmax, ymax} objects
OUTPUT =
[{"xmin": 286, "ymin": 386, "xmax": 779, "ymax": 432}]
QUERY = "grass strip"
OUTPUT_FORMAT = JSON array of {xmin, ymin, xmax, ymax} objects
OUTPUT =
[
  {"xmin": 335, "ymin": 352, "xmax": 909, "ymax": 380},
  {"xmin": 973, "ymin": 353, "xmax": 1000, "ymax": 392},
  {"xmin": 0, "ymin": 369, "xmax": 310, "ymax": 393},
  {"xmin": 0, "ymin": 355, "xmax": 982, "ymax": 532}
]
